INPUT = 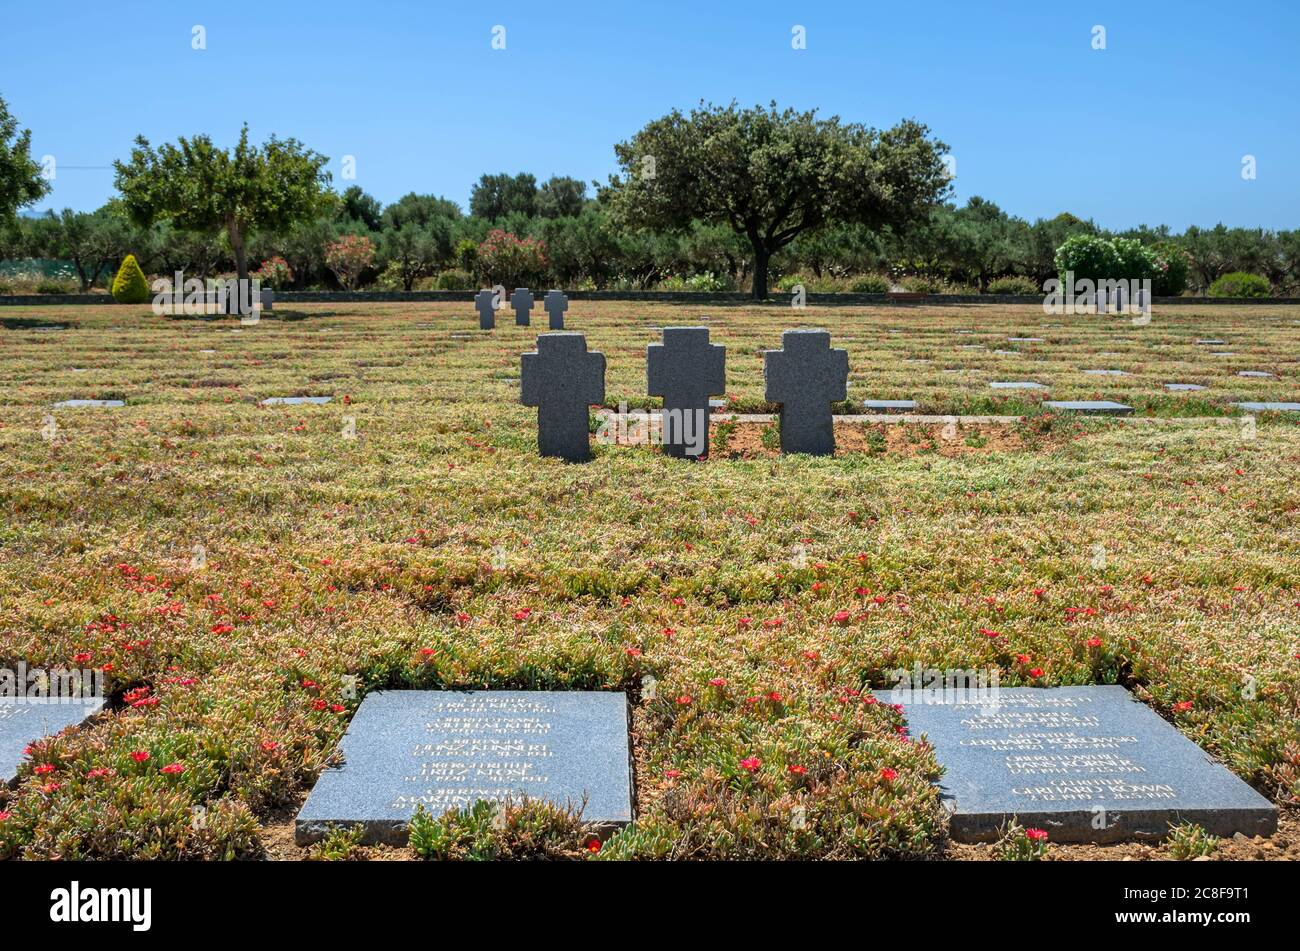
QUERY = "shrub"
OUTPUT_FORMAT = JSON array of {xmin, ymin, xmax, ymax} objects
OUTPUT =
[
  {"xmin": 1152, "ymin": 242, "xmax": 1190, "ymax": 296},
  {"xmin": 252, "ymin": 256, "xmax": 293, "ymax": 291},
  {"xmin": 324, "ymin": 234, "xmax": 376, "ymax": 290},
  {"xmin": 1208, "ymin": 271, "xmax": 1270, "ymax": 298},
  {"xmin": 435, "ymin": 268, "xmax": 474, "ymax": 290},
  {"xmin": 110, "ymin": 254, "xmax": 151, "ymax": 303},
  {"xmin": 1054, "ymin": 234, "xmax": 1120, "ymax": 284},
  {"xmin": 987, "ymin": 275, "xmax": 1039, "ymax": 295},
  {"xmin": 475, "ymin": 229, "xmax": 548, "ymax": 289},
  {"xmin": 1109, "ymin": 237, "xmax": 1161, "ymax": 283},
  {"xmin": 900, "ymin": 275, "xmax": 939, "ymax": 294},
  {"xmin": 849, "ymin": 274, "xmax": 890, "ymax": 294}
]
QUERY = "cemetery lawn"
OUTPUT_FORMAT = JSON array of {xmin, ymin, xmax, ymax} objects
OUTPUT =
[{"xmin": 1, "ymin": 300, "xmax": 1297, "ymax": 861}]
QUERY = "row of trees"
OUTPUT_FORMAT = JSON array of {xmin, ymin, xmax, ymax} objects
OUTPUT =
[{"xmin": 3, "ymin": 95, "xmax": 1298, "ymax": 297}]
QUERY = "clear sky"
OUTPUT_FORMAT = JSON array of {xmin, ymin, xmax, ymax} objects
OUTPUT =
[{"xmin": 4, "ymin": 0, "xmax": 1298, "ymax": 230}]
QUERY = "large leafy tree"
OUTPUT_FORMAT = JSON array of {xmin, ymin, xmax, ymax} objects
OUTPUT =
[
  {"xmin": 43, "ymin": 208, "xmax": 135, "ymax": 291},
  {"xmin": 604, "ymin": 101, "xmax": 950, "ymax": 297},
  {"xmin": 469, "ymin": 172, "xmax": 537, "ymax": 220},
  {"xmin": 0, "ymin": 95, "xmax": 50, "ymax": 222},
  {"xmin": 113, "ymin": 124, "xmax": 332, "ymax": 284}
]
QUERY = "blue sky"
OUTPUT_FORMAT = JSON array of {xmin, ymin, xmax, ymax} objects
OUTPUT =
[{"xmin": 4, "ymin": 0, "xmax": 1298, "ymax": 229}]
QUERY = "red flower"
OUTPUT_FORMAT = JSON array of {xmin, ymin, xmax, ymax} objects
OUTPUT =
[
  {"xmin": 708, "ymin": 677, "xmax": 727, "ymax": 687},
  {"xmin": 664, "ymin": 769, "xmax": 681, "ymax": 779},
  {"xmin": 624, "ymin": 647, "xmax": 642, "ymax": 657},
  {"xmin": 73, "ymin": 652, "xmax": 93, "ymax": 663},
  {"xmin": 129, "ymin": 750, "xmax": 150, "ymax": 763},
  {"xmin": 585, "ymin": 837, "xmax": 602, "ymax": 854},
  {"xmin": 832, "ymin": 610, "xmax": 851, "ymax": 625},
  {"xmin": 0, "ymin": 810, "xmax": 10, "ymax": 821},
  {"xmin": 513, "ymin": 608, "xmax": 532, "ymax": 621},
  {"xmin": 880, "ymin": 767, "xmax": 898, "ymax": 782},
  {"xmin": 1025, "ymin": 828, "xmax": 1049, "ymax": 842},
  {"xmin": 675, "ymin": 695, "xmax": 692, "ymax": 706},
  {"xmin": 261, "ymin": 741, "xmax": 279, "ymax": 752},
  {"xmin": 1028, "ymin": 667, "xmax": 1044, "ymax": 678},
  {"xmin": 979, "ymin": 628, "xmax": 1002, "ymax": 639},
  {"xmin": 161, "ymin": 763, "xmax": 185, "ymax": 775},
  {"xmin": 738, "ymin": 756, "xmax": 762, "ymax": 773},
  {"xmin": 33, "ymin": 763, "xmax": 55, "ymax": 775},
  {"xmin": 787, "ymin": 764, "xmax": 807, "ymax": 776},
  {"xmin": 86, "ymin": 767, "xmax": 112, "ymax": 779},
  {"xmin": 1173, "ymin": 700, "xmax": 1193, "ymax": 713}
]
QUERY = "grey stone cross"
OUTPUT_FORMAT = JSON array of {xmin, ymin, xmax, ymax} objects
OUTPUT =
[
  {"xmin": 521, "ymin": 333, "xmax": 605, "ymax": 462},
  {"xmin": 510, "ymin": 287, "xmax": 534, "ymax": 326},
  {"xmin": 475, "ymin": 289, "xmax": 496, "ymax": 330},
  {"xmin": 764, "ymin": 329, "xmax": 849, "ymax": 455},
  {"xmin": 647, "ymin": 326, "xmax": 725, "ymax": 459},
  {"xmin": 543, "ymin": 289, "xmax": 568, "ymax": 329}
]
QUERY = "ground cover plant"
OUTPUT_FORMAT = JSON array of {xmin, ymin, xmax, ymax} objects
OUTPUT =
[{"xmin": 0, "ymin": 301, "xmax": 1297, "ymax": 860}]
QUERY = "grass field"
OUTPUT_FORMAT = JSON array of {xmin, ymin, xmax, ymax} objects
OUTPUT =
[{"xmin": 0, "ymin": 300, "xmax": 1297, "ymax": 860}]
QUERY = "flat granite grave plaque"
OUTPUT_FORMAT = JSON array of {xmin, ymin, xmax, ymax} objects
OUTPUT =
[
  {"xmin": 296, "ymin": 690, "xmax": 632, "ymax": 845},
  {"xmin": 990, "ymin": 381, "xmax": 1047, "ymax": 390},
  {"xmin": 1, "ymin": 698, "xmax": 106, "ymax": 784},
  {"xmin": 1084, "ymin": 369, "xmax": 1128, "ymax": 376},
  {"xmin": 1234, "ymin": 401, "xmax": 1300, "ymax": 412},
  {"xmin": 1238, "ymin": 370, "xmax": 1274, "ymax": 378},
  {"xmin": 52, "ymin": 399, "xmax": 124, "ymax": 408},
  {"xmin": 1165, "ymin": 383, "xmax": 1206, "ymax": 391},
  {"xmin": 896, "ymin": 686, "xmax": 1276, "ymax": 843},
  {"xmin": 1044, "ymin": 400, "xmax": 1134, "ymax": 416},
  {"xmin": 260, "ymin": 396, "xmax": 332, "ymax": 406},
  {"xmin": 862, "ymin": 399, "xmax": 917, "ymax": 412}
]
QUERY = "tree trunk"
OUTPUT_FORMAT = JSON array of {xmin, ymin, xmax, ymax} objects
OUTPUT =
[{"xmin": 752, "ymin": 242, "xmax": 770, "ymax": 299}]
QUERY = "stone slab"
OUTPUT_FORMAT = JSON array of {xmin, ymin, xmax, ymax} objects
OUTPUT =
[
  {"xmin": 1084, "ymin": 369, "xmax": 1128, "ymax": 376},
  {"xmin": 990, "ymin": 381, "xmax": 1047, "ymax": 390},
  {"xmin": 1233, "ymin": 401, "xmax": 1300, "ymax": 412},
  {"xmin": 1237, "ymin": 371, "xmax": 1274, "ymax": 378},
  {"xmin": 862, "ymin": 399, "xmax": 918, "ymax": 412},
  {"xmin": 1164, "ymin": 383, "xmax": 1206, "ymax": 391},
  {"xmin": 896, "ymin": 686, "xmax": 1276, "ymax": 843},
  {"xmin": 260, "ymin": 396, "xmax": 332, "ymax": 406},
  {"xmin": 1, "ymin": 697, "xmax": 107, "ymax": 783},
  {"xmin": 52, "ymin": 399, "xmax": 123, "ymax": 408},
  {"xmin": 296, "ymin": 690, "xmax": 632, "ymax": 845},
  {"xmin": 1044, "ymin": 400, "xmax": 1134, "ymax": 415}
]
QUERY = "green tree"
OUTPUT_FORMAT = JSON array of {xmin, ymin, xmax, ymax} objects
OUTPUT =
[
  {"xmin": 604, "ymin": 101, "xmax": 950, "ymax": 298},
  {"xmin": 47, "ymin": 208, "xmax": 135, "ymax": 291},
  {"xmin": 536, "ymin": 176, "xmax": 588, "ymax": 219},
  {"xmin": 381, "ymin": 192, "xmax": 461, "ymax": 231},
  {"xmin": 379, "ymin": 226, "xmax": 441, "ymax": 290},
  {"xmin": 113, "ymin": 124, "xmax": 332, "ymax": 286},
  {"xmin": 944, "ymin": 197, "xmax": 1032, "ymax": 291},
  {"xmin": 336, "ymin": 185, "xmax": 383, "ymax": 231},
  {"xmin": 110, "ymin": 253, "xmax": 151, "ymax": 303},
  {"xmin": 469, "ymin": 172, "xmax": 537, "ymax": 220},
  {"xmin": 0, "ymin": 95, "xmax": 49, "ymax": 222}
]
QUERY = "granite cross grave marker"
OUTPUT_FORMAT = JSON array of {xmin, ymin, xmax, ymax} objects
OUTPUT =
[
  {"xmin": 475, "ymin": 289, "xmax": 497, "ymax": 330},
  {"xmin": 510, "ymin": 287, "xmax": 534, "ymax": 326},
  {"xmin": 764, "ymin": 329, "xmax": 849, "ymax": 455},
  {"xmin": 647, "ymin": 326, "xmax": 725, "ymax": 459},
  {"xmin": 521, "ymin": 332, "xmax": 605, "ymax": 462},
  {"xmin": 296, "ymin": 690, "xmax": 632, "ymax": 845},
  {"xmin": 543, "ymin": 289, "xmax": 568, "ymax": 329},
  {"xmin": 895, "ymin": 685, "xmax": 1276, "ymax": 843}
]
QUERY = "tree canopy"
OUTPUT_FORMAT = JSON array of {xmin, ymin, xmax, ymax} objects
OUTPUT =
[
  {"xmin": 0, "ymin": 95, "xmax": 49, "ymax": 222},
  {"xmin": 113, "ymin": 124, "xmax": 332, "ymax": 282},
  {"xmin": 604, "ymin": 101, "xmax": 952, "ymax": 297}
]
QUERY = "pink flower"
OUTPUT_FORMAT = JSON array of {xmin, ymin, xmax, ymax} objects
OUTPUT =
[
  {"xmin": 129, "ymin": 750, "xmax": 150, "ymax": 764},
  {"xmin": 738, "ymin": 756, "xmax": 762, "ymax": 773},
  {"xmin": 1026, "ymin": 828, "xmax": 1049, "ymax": 842}
]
